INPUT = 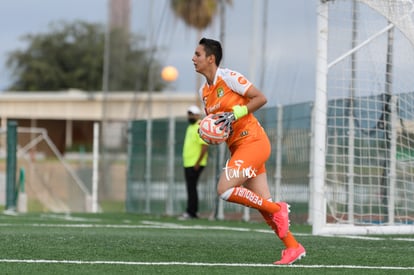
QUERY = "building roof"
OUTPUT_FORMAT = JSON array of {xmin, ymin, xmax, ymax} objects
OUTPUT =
[{"xmin": 0, "ymin": 90, "xmax": 200, "ymax": 121}]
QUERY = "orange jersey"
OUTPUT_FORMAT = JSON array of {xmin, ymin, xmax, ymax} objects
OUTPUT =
[{"xmin": 199, "ymin": 68, "xmax": 265, "ymax": 148}]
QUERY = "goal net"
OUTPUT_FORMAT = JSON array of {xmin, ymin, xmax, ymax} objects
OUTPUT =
[
  {"xmin": 0, "ymin": 127, "xmax": 93, "ymax": 213},
  {"xmin": 313, "ymin": 0, "xmax": 414, "ymax": 234}
]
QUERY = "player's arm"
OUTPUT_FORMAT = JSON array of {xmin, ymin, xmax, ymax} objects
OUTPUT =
[
  {"xmin": 243, "ymin": 85, "xmax": 267, "ymax": 113},
  {"xmin": 194, "ymin": 144, "xmax": 208, "ymax": 170},
  {"xmin": 214, "ymin": 85, "xmax": 267, "ymax": 130}
]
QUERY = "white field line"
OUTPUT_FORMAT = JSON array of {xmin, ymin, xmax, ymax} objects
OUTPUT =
[
  {"xmin": 0, "ymin": 259, "xmax": 413, "ymax": 270},
  {"xmin": 1, "ymin": 220, "xmax": 414, "ymax": 270},
  {"xmin": 1, "ymin": 220, "xmax": 414, "ymax": 242},
  {"xmin": 0, "ymin": 222, "xmax": 283, "ymax": 235}
]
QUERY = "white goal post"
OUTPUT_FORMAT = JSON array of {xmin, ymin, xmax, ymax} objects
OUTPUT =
[{"xmin": 312, "ymin": 0, "xmax": 414, "ymax": 235}]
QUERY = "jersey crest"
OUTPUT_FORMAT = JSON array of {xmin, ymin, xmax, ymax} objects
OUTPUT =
[{"xmin": 217, "ymin": 87, "xmax": 224, "ymax": 98}]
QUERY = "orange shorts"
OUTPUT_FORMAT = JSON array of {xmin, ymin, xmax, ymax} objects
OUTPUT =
[{"xmin": 225, "ymin": 132, "xmax": 271, "ymax": 179}]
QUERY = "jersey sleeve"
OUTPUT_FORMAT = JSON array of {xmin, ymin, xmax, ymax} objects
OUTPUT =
[{"xmin": 223, "ymin": 69, "xmax": 253, "ymax": 96}]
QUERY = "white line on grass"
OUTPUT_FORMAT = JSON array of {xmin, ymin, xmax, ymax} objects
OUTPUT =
[
  {"xmin": 0, "ymin": 222, "xmax": 275, "ymax": 234},
  {"xmin": 1, "ymin": 221, "xmax": 414, "ymax": 242},
  {"xmin": 2, "ymin": 220, "xmax": 414, "ymax": 270},
  {"xmin": 0, "ymin": 259, "xmax": 413, "ymax": 270},
  {"xmin": 40, "ymin": 213, "xmax": 102, "ymax": 222}
]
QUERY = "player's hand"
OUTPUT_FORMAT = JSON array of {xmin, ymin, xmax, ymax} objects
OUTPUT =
[{"xmin": 214, "ymin": 112, "xmax": 236, "ymax": 132}]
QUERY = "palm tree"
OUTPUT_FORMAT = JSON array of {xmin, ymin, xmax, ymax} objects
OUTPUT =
[
  {"xmin": 170, "ymin": 0, "xmax": 232, "ymax": 44},
  {"xmin": 170, "ymin": 0, "xmax": 232, "ymax": 89},
  {"xmin": 171, "ymin": 0, "xmax": 217, "ymax": 31}
]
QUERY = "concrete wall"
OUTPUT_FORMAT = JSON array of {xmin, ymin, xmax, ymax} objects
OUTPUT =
[
  {"xmin": 0, "ymin": 90, "xmax": 200, "ymax": 122},
  {"xmin": 0, "ymin": 90, "xmax": 200, "ymax": 153}
]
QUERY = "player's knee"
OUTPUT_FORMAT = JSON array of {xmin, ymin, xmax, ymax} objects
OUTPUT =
[
  {"xmin": 217, "ymin": 180, "xmax": 235, "ymax": 197},
  {"xmin": 217, "ymin": 177, "xmax": 243, "ymax": 196}
]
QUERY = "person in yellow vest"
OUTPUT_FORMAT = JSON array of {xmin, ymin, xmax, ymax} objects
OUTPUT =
[{"xmin": 180, "ymin": 105, "xmax": 209, "ymax": 220}]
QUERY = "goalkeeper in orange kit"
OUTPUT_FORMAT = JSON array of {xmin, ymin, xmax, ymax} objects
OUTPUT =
[{"xmin": 191, "ymin": 37, "xmax": 306, "ymax": 265}]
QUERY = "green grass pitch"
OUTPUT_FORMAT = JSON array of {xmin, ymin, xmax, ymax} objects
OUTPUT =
[{"xmin": 0, "ymin": 212, "xmax": 413, "ymax": 274}]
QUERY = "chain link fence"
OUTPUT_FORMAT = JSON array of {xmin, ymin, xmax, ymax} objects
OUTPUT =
[{"xmin": 126, "ymin": 103, "xmax": 313, "ymax": 222}]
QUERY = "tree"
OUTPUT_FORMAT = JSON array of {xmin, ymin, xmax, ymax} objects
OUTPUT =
[{"xmin": 5, "ymin": 20, "xmax": 166, "ymax": 92}]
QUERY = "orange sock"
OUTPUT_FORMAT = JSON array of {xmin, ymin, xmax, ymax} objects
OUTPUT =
[
  {"xmin": 221, "ymin": 187, "xmax": 281, "ymax": 213},
  {"xmin": 281, "ymin": 232, "xmax": 299, "ymax": 248}
]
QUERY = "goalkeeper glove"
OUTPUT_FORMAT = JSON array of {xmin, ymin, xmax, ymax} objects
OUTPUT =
[
  {"xmin": 214, "ymin": 112, "xmax": 235, "ymax": 132},
  {"xmin": 214, "ymin": 105, "xmax": 248, "ymax": 131}
]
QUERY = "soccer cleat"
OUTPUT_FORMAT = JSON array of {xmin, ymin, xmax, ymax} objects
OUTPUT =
[
  {"xmin": 271, "ymin": 202, "xmax": 290, "ymax": 238},
  {"xmin": 274, "ymin": 243, "xmax": 306, "ymax": 265}
]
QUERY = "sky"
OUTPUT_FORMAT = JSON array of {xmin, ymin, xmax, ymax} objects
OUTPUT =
[{"xmin": 0, "ymin": 0, "xmax": 318, "ymax": 106}]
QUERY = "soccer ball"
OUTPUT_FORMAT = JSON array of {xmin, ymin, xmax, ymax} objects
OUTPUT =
[{"xmin": 198, "ymin": 113, "xmax": 230, "ymax": 145}]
